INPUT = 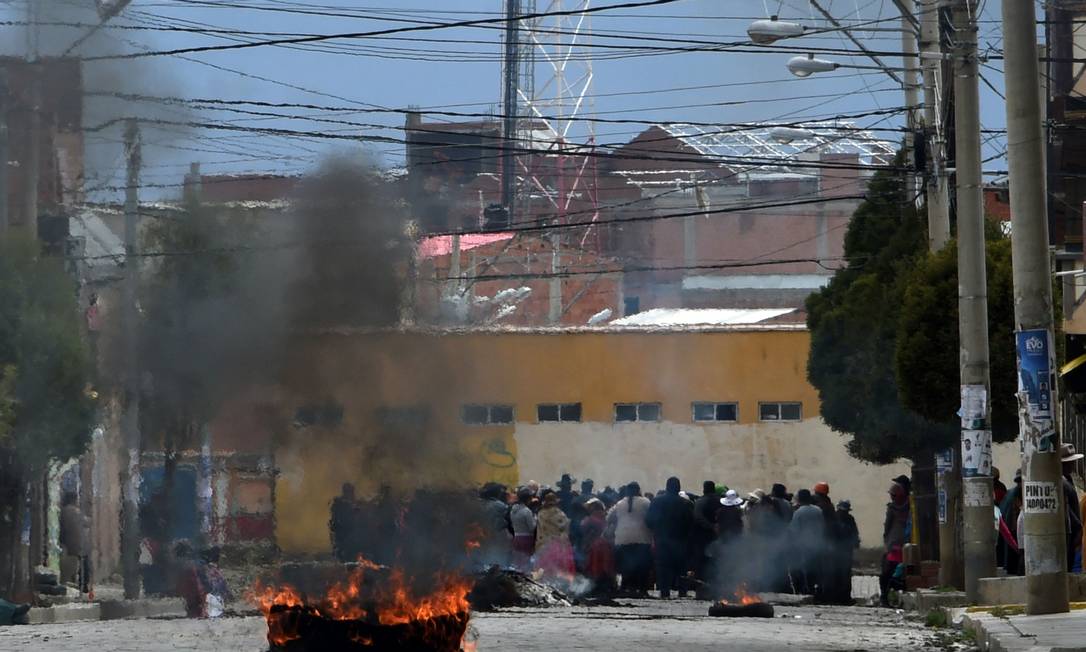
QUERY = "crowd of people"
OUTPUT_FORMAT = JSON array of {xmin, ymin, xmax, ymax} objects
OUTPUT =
[
  {"xmin": 474, "ymin": 474, "xmax": 862, "ymax": 604},
  {"xmin": 327, "ymin": 449, "xmax": 1086, "ymax": 608}
]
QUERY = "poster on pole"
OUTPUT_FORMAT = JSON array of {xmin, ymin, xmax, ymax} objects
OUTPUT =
[
  {"xmin": 1015, "ymin": 329, "xmax": 1057, "ymax": 452},
  {"xmin": 937, "ymin": 488, "xmax": 947, "ymax": 524},
  {"xmin": 962, "ymin": 430, "xmax": 992, "ymax": 477},
  {"xmin": 961, "ymin": 384, "xmax": 987, "ymax": 430},
  {"xmin": 935, "ymin": 448, "xmax": 954, "ymax": 474}
]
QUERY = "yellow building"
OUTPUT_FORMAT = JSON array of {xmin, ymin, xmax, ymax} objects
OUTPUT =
[{"xmin": 273, "ymin": 325, "xmax": 1016, "ymax": 555}]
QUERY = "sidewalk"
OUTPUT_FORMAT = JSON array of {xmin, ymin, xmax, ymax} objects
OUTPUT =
[{"xmin": 960, "ymin": 604, "xmax": 1086, "ymax": 652}]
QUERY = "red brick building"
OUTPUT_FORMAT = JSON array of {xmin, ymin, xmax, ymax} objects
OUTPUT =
[{"xmin": 1, "ymin": 57, "xmax": 84, "ymax": 237}]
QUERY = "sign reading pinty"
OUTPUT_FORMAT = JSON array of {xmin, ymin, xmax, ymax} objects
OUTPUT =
[{"xmin": 1022, "ymin": 481, "xmax": 1059, "ymax": 514}]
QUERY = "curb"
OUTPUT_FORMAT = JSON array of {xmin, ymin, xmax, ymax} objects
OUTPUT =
[
  {"xmin": 956, "ymin": 607, "xmax": 1086, "ymax": 652},
  {"xmin": 24, "ymin": 598, "xmax": 187, "ymax": 625},
  {"xmin": 25, "ymin": 603, "xmax": 101, "ymax": 625},
  {"xmin": 99, "ymin": 598, "xmax": 186, "ymax": 621}
]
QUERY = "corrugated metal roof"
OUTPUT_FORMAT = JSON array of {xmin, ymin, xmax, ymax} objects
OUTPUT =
[
  {"xmin": 660, "ymin": 121, "xmax": 896, "ymax": 179},
  {"xmin": 610, "ymin": 308, "xmax": 797, "ymax": 327}
]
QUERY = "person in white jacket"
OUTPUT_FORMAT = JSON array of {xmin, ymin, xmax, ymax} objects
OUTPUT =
[{"xmin": 607, "ymin": 482, "xmax": 653, "ymax": 596}]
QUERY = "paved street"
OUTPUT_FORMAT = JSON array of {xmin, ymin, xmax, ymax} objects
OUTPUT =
[{"xmin": 0, "ymin": 600, "xmax": 971, "ymax": 651}]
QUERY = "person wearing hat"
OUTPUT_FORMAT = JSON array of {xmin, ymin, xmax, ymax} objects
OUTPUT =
[
  {"xmin": 1061, "ymin": 444, "xmax": 1084, "ymax": 571},
  {"xmin": 890, "ymin": 474, "xmax": 919, "ymax": 549},
  {"xmin": 569, "ymin": 479, "xmax": 596, "ymax": 571},
  {"xmin": 556, "ymin": 473, "xmax": 576, "ymax": 516},
  {"xmin": 770, "ymin": 484, "xmax": 794, "ymax": 522},
  {"xmin": 744, "ymin": 488, "xmax": 787, "ymax": 593},
  {"xmin": 535, "ymin": 491, "xmax": 575, "ymax": 584},
  {"xmin": 713, "ymin": 489, "xmax": 745, "ymax": 597},
  {"xmin": 830, "ymin": 500, "xmax": 860, "ymax": 604},
  {"xmin": 810, "ymin": 482, "xmax": 838, "ymax": 603},
  {"xmin": 880, "ymin": 482, "xmax": 910, "ymax": 606}
]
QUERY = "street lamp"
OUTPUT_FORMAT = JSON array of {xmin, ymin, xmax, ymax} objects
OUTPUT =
[
  {"xmin": 786, "ymin": 54, "xmax": 839, "ymax": 77},
  {"xmin": 747, "ymin": 16, "xmax": 805, "ymax": 44}
]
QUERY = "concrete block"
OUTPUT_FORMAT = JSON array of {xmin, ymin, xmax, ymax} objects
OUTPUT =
[
  {"xmin": 978, "ymin": 577, "xmax": 1026, "ymax": 607},
  {"xmin": 978, "ymin": 575, "xmax": 1086, "ymax": 607},
  {"xmin": 903, "ymin": 589, "xmax": 970, "ymax": 612},
  {"xmin": 98, "ymin": 598, "xmax": 186, "ymax": 620},
  {"xmin": 26, "ymin": 603, "xmax": 101, "ymax": 624}
]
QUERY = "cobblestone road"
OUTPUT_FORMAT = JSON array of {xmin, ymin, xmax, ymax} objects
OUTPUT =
[{"xmin": 0, "ymin": 599, "xmax": 969, "ymax": 652}]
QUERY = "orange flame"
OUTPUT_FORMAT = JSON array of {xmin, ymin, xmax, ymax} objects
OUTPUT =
[
  {"xmin": 251, "ymin": 556, "xmax": 472, "ymax": 647},
  {"xmin": 718, "ymin": 583, "xmax": 762, "ymax": 606}
]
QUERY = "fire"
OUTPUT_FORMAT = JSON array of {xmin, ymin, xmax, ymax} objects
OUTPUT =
[
  {"xmin": 251, "ymin": 556, "xmax": 473, "ymax": 648},
  {"xmin": 375, "ymin": 569, "xmax": 471, "ymax": 626},
  {"xmin": 718, "ymin": 583, "xmax": 762, "ymax": 606}
]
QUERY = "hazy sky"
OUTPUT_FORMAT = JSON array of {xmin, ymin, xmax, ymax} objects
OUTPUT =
[{"xmin": 0, "ymin": 0, "xmax": 1012, "ymax": 201}]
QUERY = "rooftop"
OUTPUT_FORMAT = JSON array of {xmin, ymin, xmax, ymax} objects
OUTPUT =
[
  {"xmin": 609, "ymin": 307, "xmax": 798, "ymax": 327},
  {"xmin": 659, "ymin": 121, "xmax": 896, "ymax": 179}
]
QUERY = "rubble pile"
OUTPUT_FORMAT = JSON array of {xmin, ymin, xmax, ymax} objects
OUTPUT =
[{"xmin": 467, "ymin": 567, "xmax": 572, "ymax": 611}]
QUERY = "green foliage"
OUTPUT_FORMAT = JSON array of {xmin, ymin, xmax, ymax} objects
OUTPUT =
[
  {"xmin": 896, "ymin": 236, "xmax": 1018, "ymax": 442},
  {"xmin": 925, "ymin": 608, "xmax": 949, "ymax": 628},
  {"xmin": 0, "ymin": 235, "xmax": 94, "ymax": 468},
  {"xmin": 807, "ymin": 167, "xmax": 954, "ymax": 464}
]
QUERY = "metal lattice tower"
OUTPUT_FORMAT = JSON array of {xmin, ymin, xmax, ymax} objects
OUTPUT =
[{"xmin": 517, "ymin": 0, "xmax": 599, "ymax": 226}]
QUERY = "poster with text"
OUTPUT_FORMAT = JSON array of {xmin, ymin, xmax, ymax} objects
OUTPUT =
[
  {"xmin": 1016, "ymin": 329, "xmax": 1057, "ymax": 452},
  {"xmin": 962, "ymin": 430, "xmax": 992, "ymax": 477}
]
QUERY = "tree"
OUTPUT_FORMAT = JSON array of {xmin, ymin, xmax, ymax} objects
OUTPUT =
[
  {"xmin": 0, "ymin": 234, "xmax": 94, "ymax": 596},
  {"xmin": 895, "ymin": 232, "xmax": 1019, "ymax": 444},
  {"xmin": 806, "ymin": 166, "xmax": 954, "ymax": 465},
  {"xmin": 0, "ymin": 235, "xmax": 94, "ymax": 466}
]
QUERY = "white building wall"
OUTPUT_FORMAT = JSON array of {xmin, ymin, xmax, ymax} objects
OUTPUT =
[{"xmin": 515, "ymin": 418, "xmax": 1022, "ymax": 551}]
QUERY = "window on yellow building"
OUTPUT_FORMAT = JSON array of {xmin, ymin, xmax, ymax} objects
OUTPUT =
[
  {"xmin": 614, "ymin": 403, "xmax": 661, "ymax": 422},
  {"xmin": 461, "ymin": 404, "xmax": 515, "ymax": 425},
  {"xmin": 537, "ymin": 403, "xmax": 582, "ymax": 422},
  {"xmin": 293, "ymin": 403, "xmax": 343, "ymax": 428},
  {"xmin": 759, "ymin": 402, "xmax": 802, "ymax": 422},
  {"xmin": 692, "ymin": 402, "xmax": 738, "ymax": 422},
  {"xmin": 376, "ymin": 406, "xmax": 430, "ymax": 428}
]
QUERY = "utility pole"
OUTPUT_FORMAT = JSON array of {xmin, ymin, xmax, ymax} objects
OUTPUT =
[
  {"xmin": 0, "ymin": 69, "xmax": 8, "ymax": 233},
  {"xmin": 23, "ymin": 0, "xmax": 40, "ymax": 240},
  {"xmin": 1002, "ymin": 0, "xmax": 1070, "ymax": 616},
  {"xmin": 953, "ymin": 0, "xmax": 995, "ymax": 602},
  {"xmin": 901, "ymin": 1, "xmax": 921, "ymax": 200},
  {"xmin": 920, "ymin": 0, "xmax": 950, "ymax": 250},
  {"xmin": 501, "ymin": 0, "xmax": 521, "ymax": 224},
  {"xmin": 919, "ymin": 0, "xmax": 961, "ymax": 589},
  {"xmin": 120, "ymin": 118, "xmax": 142, "ymax": 600}
]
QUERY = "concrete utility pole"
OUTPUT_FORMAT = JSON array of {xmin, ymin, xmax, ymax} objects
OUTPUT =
[
  {"xmin": 501, "ymin": 0, "xmax": 521, "ymax": 223},
  {"xmin": 0, "ymin": 69, "xmax": 8, "ymax": 233},
  {"xmin": 952, "ymin": 0, "xmax": 995, "ymax": 602},
  {"xmin": 920, "ymin": 0, "xmax": 951, "ymax": 251},
  {"xmin": 919, "ymin": 0, "xmax": 961, "ymax": 590},
  {"xmin": 901, "ymin": 2, "xmax": 921, "ymax": 200},
  {"xmin": 22, "ymin": 0, "xmax": 40, "ymax": 240},
  {"xmin": 1001, "ymin": 0, "xmax": 1070, "ymax": 615},
  {"xmin": 120, "ymin": 118, "xmax": 142, "ymax": 600}
]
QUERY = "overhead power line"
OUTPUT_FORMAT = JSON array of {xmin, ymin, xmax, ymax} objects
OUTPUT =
[
  {"xmin": 80, "ymin": 0, "xmax": 689, "ymax": 60},
  {"xmin": 87, "ymin": 90, "xmax": 917, "ymax": 134}
]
